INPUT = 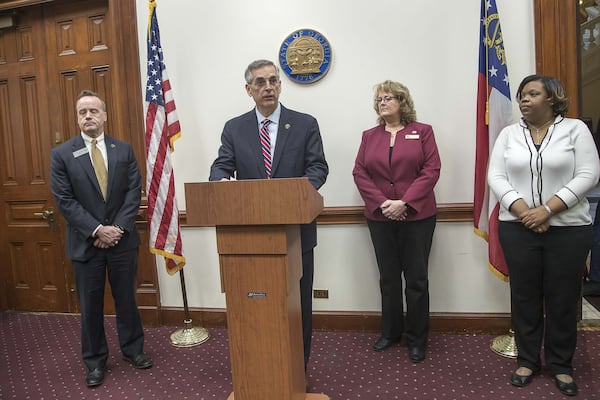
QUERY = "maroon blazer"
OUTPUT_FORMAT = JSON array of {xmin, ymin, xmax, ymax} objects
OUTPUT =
[{"xmin": 353, "ymin": 121, "xmax": 441, "ymax": 221}]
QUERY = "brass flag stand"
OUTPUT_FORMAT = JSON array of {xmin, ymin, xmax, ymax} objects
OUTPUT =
[
  {"xmin": 170, "ymin": 269, "xmax": 210, "ymax": 347},
  {"xmin": 490, "ymin": 328, "xmax": 517, "ymax": 358}
]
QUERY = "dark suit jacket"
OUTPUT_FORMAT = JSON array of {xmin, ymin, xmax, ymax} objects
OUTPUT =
[
  {"xmin": 209, "ymin": 104, "xmax": 328, "ymax": 250},
  {"xmin": 50, "ymin": 134, "xmax": 141, "ymax": 262}
]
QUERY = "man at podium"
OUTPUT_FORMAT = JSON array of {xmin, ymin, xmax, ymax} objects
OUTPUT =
[{"xmin": 209, "ymin": 59, "xmax": 329, "ymax": 370}]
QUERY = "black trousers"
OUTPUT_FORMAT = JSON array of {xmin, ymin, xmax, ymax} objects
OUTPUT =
[
  {"xmin": 300, "ymin": 249, "xmax": 314, "ymax": 369},
  {"xmin": 367, "ymin": 216, "xmax": 436, "ymax": 348},
  {"xmin": 499, "ymin": 222, "xmax": 591, "ymax": 375},
  {"xmin": 589, "ymin": 204, "xmax": 600, "ymax": 282},
  {"xmin": 72, "ymin": 247, "xmax": 145, "ymax": 371}
]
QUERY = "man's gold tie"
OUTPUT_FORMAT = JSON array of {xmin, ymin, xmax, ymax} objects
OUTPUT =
[{"xmin": 91, "ymin": 139, "xmax": 108, "ymax": 199}]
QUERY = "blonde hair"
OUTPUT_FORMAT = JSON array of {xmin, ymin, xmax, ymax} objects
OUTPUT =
[{"xmin": 373, "ymin": 80, "xmax": 417, "ymax": 125}]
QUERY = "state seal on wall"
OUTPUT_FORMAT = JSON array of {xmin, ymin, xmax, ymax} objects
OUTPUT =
[{"xmin": 279, "ymin": 29, "xmax": 332, "ymax": 84}]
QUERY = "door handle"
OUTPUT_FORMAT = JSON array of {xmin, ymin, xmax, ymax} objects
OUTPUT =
[{"xmin": 34, "ymin": 209, "xmax": 56, "ymax": 231}]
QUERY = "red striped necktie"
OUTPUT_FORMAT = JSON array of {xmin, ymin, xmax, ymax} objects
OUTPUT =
[{"xmin": 259, "ymin": 118, "xmax": 272, "ymax": 178}]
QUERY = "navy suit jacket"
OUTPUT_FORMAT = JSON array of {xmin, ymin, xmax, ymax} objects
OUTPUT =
[
  {"xmin": 50, "ymin": 134, "xmax": 141, "ymax": 262},
  {"xmin": 209, "ymin": 105, "xmax": 328, "ymax": 250}
]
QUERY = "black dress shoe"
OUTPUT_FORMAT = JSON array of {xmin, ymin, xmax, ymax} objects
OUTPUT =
[
  {"xmin": 409, "ymin": 346, "xmax": 426, "ymax": 363},
  {"xmin": 554, "ymin": 376, "xmax": 578, "ymax": 396},
  {"xmin": 372, "ymin": 336, "xmax": 400, "ymax": 352},
  {"xmin": 123, "ymin": 353, "xmax": 153, "ymax": 369},
  {"xmin": 85, "ymin": 367, "xmax": 105, "ymax": 387},
  {"xmin": 510, "ymin": 371, "xmax": 534, "ymax": 387}
]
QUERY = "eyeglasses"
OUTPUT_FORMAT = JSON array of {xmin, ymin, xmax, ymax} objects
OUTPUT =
[
  {"xmin": 252, "ymin": 77, "xmax": 280, "ymax": 87},
  {"xmin": 373, "ymin": 96, "xmax": 398, "ymax": 104},
  {"xmin": 374, "ymin": 96, "xmax": 399, "ymax": 104}
]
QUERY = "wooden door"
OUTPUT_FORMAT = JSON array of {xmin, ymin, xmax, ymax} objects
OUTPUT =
[
  {"xmin": 0, "ymin": 4, "xmax": 71, "ymax": 312},
  {"xmin": 43, "ymin": 0, "xmax": 117, "ymax": 314},
  {"xmin": 0, "ymin": 0, "xmax": 159, "ymax": 322}
]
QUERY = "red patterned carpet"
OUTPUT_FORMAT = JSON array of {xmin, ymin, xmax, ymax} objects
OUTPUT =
[{"xmin": 1, "ymin": 311, "xmax": 599, "ymax": 399}]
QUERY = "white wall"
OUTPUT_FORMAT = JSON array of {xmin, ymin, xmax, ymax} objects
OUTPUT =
[{"xmin": 136, "ymin": 0, "xmax": 535, "ymax": 313}]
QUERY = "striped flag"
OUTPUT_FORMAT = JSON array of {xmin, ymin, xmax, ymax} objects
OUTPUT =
[
  {"xmin": 473, "ymin": 0, "xmax": 513, "ymax": 280},
  {"xmin": 145, "ymin": 0, "xmax": 185, "ymax": 275}
]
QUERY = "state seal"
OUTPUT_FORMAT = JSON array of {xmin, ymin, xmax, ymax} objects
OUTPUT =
[{"xmin": 279, "ymin": 29, "xmax": 332, "ymax": 84}]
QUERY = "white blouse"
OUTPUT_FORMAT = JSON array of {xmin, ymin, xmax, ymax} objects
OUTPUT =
[{"xmin": 488, "ymin": 116, "xmax": 600, "ymax": 226}]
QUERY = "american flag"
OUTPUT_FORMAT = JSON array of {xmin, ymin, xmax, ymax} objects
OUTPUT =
[
  {"xmin": 473, "ymin": 0, "xmax": 513, "ymax": 280},
  {"xmin": 145, "ymin": 0, "xmax": 185, "ymax": 275}
]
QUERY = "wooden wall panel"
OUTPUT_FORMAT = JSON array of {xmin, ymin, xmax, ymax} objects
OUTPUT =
[{"xmin": 534, "ymin": 0, "xmax": 580, "ymax": 116}]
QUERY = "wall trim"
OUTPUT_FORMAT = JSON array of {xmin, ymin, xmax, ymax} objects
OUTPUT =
[
  {"xmin": 181, "ymin": 203, "xmax": 474, "ymax": 227},
  {"xmin": 158, "ymin": 307, "xmax": 512, "ymax": 335}
]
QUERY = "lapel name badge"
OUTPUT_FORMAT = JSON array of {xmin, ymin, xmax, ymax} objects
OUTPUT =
[{"xmin": 72, "ymin": 147, "xmax": 89, "ymax": 158}]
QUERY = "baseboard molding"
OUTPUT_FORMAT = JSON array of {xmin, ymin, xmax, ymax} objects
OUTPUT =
[{"xmin": 157, "ymin": 307, "xmax": 512, "ymax": 335}]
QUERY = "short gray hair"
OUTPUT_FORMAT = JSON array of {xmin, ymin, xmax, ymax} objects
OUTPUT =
[{"xmin": 244, "ymin": 59, "xmax": 280, "ymax": 84}]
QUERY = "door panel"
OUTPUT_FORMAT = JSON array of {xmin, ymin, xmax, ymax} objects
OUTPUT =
[{"xmin": 0, "ymin": 5, "xmax": 69, "ymax": 312}]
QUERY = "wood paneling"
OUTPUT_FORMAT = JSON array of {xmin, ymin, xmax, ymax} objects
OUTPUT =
[
  {"xmin": 0, "ymin": 0, "xmax": 53, "ymax": 11},
  {"xmin": 534, "ymin": 0, "xmax": 581, "ymax": 116}
]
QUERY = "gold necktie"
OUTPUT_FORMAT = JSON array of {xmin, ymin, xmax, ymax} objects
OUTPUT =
[{"xmin": 91, "ymin": 139, "xmax": 108, "ymax": 199}]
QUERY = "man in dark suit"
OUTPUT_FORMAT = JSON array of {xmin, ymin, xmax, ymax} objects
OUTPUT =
[
  {"xmin": 209, "ymin": 59, "xmax": 328, "ymax": 370},
  {"xmin": 50, "ymin": 90, "xmax": 152, "ymax": 388}
]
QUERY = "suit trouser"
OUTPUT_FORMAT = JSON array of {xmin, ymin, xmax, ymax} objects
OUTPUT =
[
  {"xmin": 499, "ymin": 222, "xmax": 591, "ymax": 375},
  {"xmin": 300, "ymin": 249, "xmax": 314, "ymax": 369},
  {"xmin": 589, "ymin": 204, "xmax": 600, "ymax": 282},
  {"xmin": 367, "ymin": 216, "xmax": 436, "ymax": 348},
  {"xmin": 72, "ymin": 247, "xmax": 145, "ymax": 371}
]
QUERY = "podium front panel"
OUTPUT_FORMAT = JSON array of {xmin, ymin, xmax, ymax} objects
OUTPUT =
[{"xmin": 220, "ymin": 226, "xmax": 305, "ymax": 399}]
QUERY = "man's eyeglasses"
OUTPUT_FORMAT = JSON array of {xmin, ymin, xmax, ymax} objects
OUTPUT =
[
  {"xmin": 374, "ymin": 96, "xmax": 399, "ymax": 104},
  {"xmin": 253, "ymin": 77, "xmax": 280, "ymax": 87}
]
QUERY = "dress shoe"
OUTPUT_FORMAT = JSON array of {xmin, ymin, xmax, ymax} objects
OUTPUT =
[
  {"xmin": 123, "ymin": 353, "xmax": 153, "ymax": 369},
  {"xmin": 372, "ymin": 336, "xmax": 400, "ymax": 352},
  {"xmin": 554, "ymin": 375, "xmax": 578, "ymax": 396},
  {"xmin": 85, "ymin": 367, "xmax": 105, "ymax": 387},
  {"xmin": 510, "ymin": 370, "xmax": 535, "ymax": 387},
  {"xmin": 408, "ymin": 346, "xmax": 426, "ymax": 363}
]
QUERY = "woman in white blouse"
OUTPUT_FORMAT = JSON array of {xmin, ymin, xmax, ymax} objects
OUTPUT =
[{"xmin": 488, "ymin": 74, "xmax": 599, "ymax": 397}]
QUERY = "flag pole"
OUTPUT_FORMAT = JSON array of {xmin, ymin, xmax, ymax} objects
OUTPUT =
[
  {"xmin": 169, "ymin": 268, "xmax": 210, "ymax": 347},
  {"xmin": 481, "ymin": 0, "xmax": 517, "ymax": 359},
  {"xmin": 144, "ymin": 0, "xmax": 208, "ymax": 347}
]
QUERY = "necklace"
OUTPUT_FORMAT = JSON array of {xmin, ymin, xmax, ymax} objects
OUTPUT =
[
  {"xmin": 386, "ymin": 123, "xmax": 404, "ymax": 146},
  {"xmin": 528, "ymin": 118, "xmax": 554, "ymax": 143}
]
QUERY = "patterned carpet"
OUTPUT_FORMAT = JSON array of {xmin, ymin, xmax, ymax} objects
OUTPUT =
[{"xmin": 1, "ymin": 311, "xmax": 599, "ymax": 399}]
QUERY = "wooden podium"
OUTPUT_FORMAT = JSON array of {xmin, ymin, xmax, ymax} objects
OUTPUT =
[{"xmin": 185, "ymin": 178, "xmax": 329, "ymax": 400}]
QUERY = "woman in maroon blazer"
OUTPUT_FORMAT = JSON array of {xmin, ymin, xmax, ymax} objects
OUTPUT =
[{"xmin": 353, "ymin": 80, "xmax": 441, "ymax": 363}]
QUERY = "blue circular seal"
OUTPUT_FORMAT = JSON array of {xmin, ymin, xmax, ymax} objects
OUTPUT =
[{"xmin": 279, "ymin": 29, "xmax": 332, "ymax": 84}]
